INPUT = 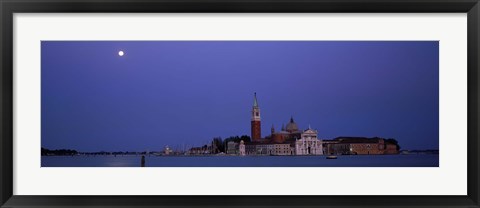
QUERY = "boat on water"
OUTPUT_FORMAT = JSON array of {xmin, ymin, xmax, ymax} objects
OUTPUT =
[{"xmin": 326, "ymin": 155, "xmax": 338, "ymax": 159}]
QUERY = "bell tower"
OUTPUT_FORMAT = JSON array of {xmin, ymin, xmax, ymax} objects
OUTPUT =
[{"xmin": 251, "ymin": 92, "xmax": 261, "ymax": 142}]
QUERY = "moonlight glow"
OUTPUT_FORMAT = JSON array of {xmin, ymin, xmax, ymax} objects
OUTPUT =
[{"xmin": 118, "ymin": 51, "xmax": 124, "ymax": 56}]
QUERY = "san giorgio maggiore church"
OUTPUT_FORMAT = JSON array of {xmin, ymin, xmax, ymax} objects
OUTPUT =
[
  {"xmin": 196, "ymin": 93, "xmax": 398, "ymax": 156},
  {"xmin": 235, "ymin": 93, "xmax": 324, "ymax": 156}
]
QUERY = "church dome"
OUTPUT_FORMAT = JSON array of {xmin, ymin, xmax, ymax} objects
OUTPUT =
[{"xmin": 286, "ymin": 117, "xmax": 299, "ymax": 133}]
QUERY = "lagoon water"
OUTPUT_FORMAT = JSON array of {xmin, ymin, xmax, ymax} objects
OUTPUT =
[{"xmin": 42, "ymin": 154, "xmax": 438, "ymax": 167}]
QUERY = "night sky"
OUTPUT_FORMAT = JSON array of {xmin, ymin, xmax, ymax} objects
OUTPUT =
[{"xmin": 41, "ymin": 41, "xmax": 439, "ymax": 152}]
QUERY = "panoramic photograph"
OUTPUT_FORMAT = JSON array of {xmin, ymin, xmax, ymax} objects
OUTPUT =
[{"xmin": 41, "ymin": 41, "xmax": 439, "ymax": 167}]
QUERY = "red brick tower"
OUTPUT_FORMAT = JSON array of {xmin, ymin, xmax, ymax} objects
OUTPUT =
[{"xmin": 251, "ymin": 92, "xmax": 261, "ymax": 142}]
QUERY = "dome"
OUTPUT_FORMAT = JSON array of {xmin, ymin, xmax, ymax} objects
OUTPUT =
[{"xmin": 286, "ymin": 117, "xmax": 299, "ymax": 133}]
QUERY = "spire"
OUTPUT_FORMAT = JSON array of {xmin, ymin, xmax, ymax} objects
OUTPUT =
[
  {"xmin": 253, "ymin": 92, "xmax": 258, "ymax": 107},
  {"xmin": 281, "ymin": 123, "xmax": 285, "ymax": 131},
  {"xmin": 290, "ymin": 116, "xmax": 294, "ymax": 123},
  {"xmin": 308, "ymin": 124, "xmax": 312, "ymax": 130}
]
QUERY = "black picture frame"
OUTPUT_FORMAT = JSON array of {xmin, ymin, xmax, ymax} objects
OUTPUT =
[{"xmin": 1, "ymin": 0, "xmax": 479, "ymax": 207}]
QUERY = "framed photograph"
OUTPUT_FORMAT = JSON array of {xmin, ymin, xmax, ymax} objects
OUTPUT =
[{"xmin": 1, "ymin": 0, "xmax": 479, "ymax": 207}]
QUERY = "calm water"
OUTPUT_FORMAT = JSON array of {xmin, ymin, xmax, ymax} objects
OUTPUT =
[{"xmin": 42, "ymin": 154, "xmax": 439, "ymax": 167}]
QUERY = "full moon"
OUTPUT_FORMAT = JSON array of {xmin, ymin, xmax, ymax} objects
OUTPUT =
[{"xmin": 118, "ymin": 51, "xmax": 124, "ymax": 56}]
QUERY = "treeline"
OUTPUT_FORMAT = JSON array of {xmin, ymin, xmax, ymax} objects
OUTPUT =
[
  {"xmin": 41, "ymin": 148, "xmax": 78, "ymax": 156},
  {"xmin": 384, "ymin": 138, "xmax": 401, "ymax": 150}
]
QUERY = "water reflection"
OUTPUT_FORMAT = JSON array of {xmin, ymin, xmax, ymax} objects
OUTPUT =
[{"xmin": 42, "ymin": 154, "xmax": 439, "ymax": 167}]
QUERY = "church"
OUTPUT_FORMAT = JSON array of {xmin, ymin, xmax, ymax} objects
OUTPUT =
[
  {"xmin": 295, "ymin": 127, "xmax": 323, "ymax": 155},
  {"xmin": 244, "ymin": 93, "xmax": 324, "ymax": 155},
  {"xmin": 206, "ymin": 93, "xmax": 399, "ymax": 156},
  {"xmin": 241, "ymin": 93, "xmax": 400, "ymax": 156},
  {"xmin": 269, "ymin": 117, "xmax": 302, "ymax": 143}
]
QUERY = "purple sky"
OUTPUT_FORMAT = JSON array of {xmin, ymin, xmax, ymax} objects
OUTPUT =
[{"xmin": 41, "ymin": 41, "xmax": 439, "ymax": 152}]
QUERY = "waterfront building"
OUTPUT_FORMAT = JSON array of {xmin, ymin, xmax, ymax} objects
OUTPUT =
[
  {"xmin": 188, "ymin": 145, "xmax": 212, "ymax": 155},
  {"xmin": 323, "ymin": 137, "xmax": 399, "ymax": 155},
  {"xmin": 272, "ymin": 143, "xmax": 295, "ymax": 155},
  {"xmin": 187, "ymin": 147, "xmax": 200, "ymax": 155},
  {"xmin": 243, "ymin": 142, "xmax": 295, "ymax": 156},
  {"xmin": 226, "ymin": 141, "xmax": 239, "ymax": 155},
  {"xmin": 163, "ymin": 145, "xmax": 173, "ymax": 155},
  {"xmin": 322, "ymin": 140, "xmax": 347, "ymax": 155},
  {"xmin": 295, "ymin": 127, "xmax": 323, "ymax": 155},
  {"xmin": 256, "ymin": 143, "xmax": 275, "ymax": 155},
  {"xmin": 384, "ymin": 143, "xmax": 399, "ymax": 154},
  {"xmin": 239, "ymin": 140, "xmax": 246, "ymax": 156},
  {"xmin": 245, "ymin": 143, "xmax": 258, "ymax": 155}
]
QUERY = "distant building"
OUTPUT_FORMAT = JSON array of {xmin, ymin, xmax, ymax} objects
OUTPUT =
[
  {"xmin": 257, "ymin": 143, "xmax": 276, "ymax": 155},
  {"xmin": 384, "ymin": 143, "xmax": 399, "ymax": 154},
  {"xmin": 188, "ymin": 147, "xmax": 204, "ymax": 155},
  {"xmin": 226, "ymin": 141, "xmax": 239, "ymax": 155},
  {"xmin": 323, "ymin": 137, "xmax": 399, "ymax": 155},
  {"xmin": 295, "ymin": 127, "xmax": 323, "ymax": 155},
  {"xmin": 163, "ymin": 145, "xmax": 173, "ymax": 155},
  {"xmin": 272, "ymin": 143, "xmax": 295, "ymax": 155},
  {"xmin": 245, "ymin": 143, "xmax": 257, "ymax": 155},
  {"xmin": 239, "ymin": 140, "xmax": 246, "ymax": 156},
  {"xmin": 188, "ymin": 145, "xmax": 211, "ymax": 155}
]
